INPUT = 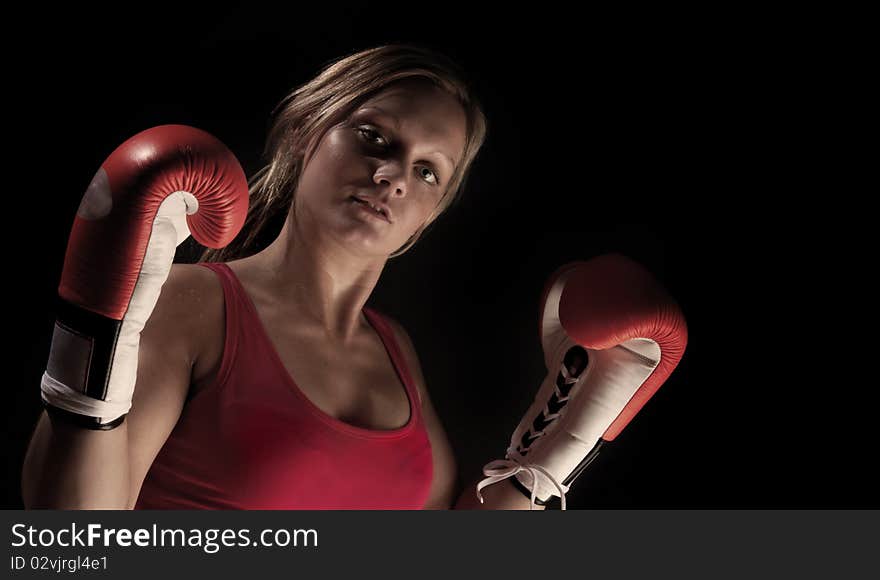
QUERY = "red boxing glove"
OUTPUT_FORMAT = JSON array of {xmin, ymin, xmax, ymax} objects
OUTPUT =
[
  {"xmin": 478, "ymin": 253, "xmax": 688, "ymax": 509},
  {"xmin": 41, "ymin": 125, "xmax": 248, "ymax": 429}
]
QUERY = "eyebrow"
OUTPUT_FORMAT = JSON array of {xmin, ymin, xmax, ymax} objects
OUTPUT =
[{"xmin": 356, "ymin": 106, "xmax": 457, "ymax": 171}]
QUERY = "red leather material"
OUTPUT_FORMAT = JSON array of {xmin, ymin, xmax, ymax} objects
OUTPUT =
[
  {"xmin": 58, "ymin": 125, "xmax": 248, "ymax": 320},
  {"xmin": 540, "ymin": 253, "xmax": 688, "ymax": 441}
]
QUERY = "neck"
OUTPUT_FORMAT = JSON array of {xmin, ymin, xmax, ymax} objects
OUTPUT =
[{"xmin": 244, "ymin": 216, "xmax": 386, "ymax": 346}]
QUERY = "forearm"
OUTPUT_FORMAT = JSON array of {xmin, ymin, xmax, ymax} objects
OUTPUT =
[
  {"xmin": 453, "ymin": 477, "xmax": 545, "ymax": 510},
  {"xmin": 22, "ymin": 411, "xmax": 131, "ymax": 510}
]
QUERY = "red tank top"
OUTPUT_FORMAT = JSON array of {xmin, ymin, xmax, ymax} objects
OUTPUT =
[{"xmin": 135, "ymin": 262, "xmax": 433, "ymax": 509}]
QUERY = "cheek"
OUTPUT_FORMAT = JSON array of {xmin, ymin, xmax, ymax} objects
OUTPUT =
[
  {"xmin": 299, "ymin": 137, "xmax": 361, "ymax": 193},
  {"xmin": 400, "ymin": 198, "xmax": 439, "ymax": 229},
  {"xmin": 320, "ymin": 131, "xmax": 364, "ymax": 173}
]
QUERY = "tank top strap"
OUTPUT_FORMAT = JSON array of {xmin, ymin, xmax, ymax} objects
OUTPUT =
[
  {"xmin": 194, "ymin": 261, "xmax": 243, "ymax": 314},
  {"xmin": 362, "ymin": 307, "xmax": 425, "ymax": 414},
  {"xmin": 192, "ymin": 261, "xmax": 246, "ymax": 394},
  {"xmin": 195, "ymin": 261, "xmax": 255, "ymax": 305}
]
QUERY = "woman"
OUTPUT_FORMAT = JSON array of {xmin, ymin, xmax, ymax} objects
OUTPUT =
[{"xmin": 23, "ymin": 44, "xmax": 540, "ymax": 509}]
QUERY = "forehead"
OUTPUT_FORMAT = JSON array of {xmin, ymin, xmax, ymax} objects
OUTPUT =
[{"xmin": 362, "ymin": 80, "xmax": 460, "ymax": 116}]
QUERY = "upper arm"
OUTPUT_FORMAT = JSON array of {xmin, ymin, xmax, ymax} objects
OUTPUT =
[
  {"xmin": 125, "ymin": 263, "xmax": 219, "ymax": 508},
  {"xmin": 385, "ymin": 316, "xmax": 458, "ymax": 510}
]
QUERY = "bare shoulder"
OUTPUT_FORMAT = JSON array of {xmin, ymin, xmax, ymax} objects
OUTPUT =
[
  {"xmin": 142, "ymin": 262, "xmax": 225, "ymax": 384},
  {"xmin": 157, "ymin": 263, "xmax": 224, "ymax": 321}
]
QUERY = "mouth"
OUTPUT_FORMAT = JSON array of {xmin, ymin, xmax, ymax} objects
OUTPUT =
[{"xmin": 349, "ymin": 196, "xmax": 391, "ymax": 223}]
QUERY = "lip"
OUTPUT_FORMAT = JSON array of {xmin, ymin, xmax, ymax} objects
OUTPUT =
[{"xmin": 350, "ymin": 196, "xmax": 392, "ymax": 223}]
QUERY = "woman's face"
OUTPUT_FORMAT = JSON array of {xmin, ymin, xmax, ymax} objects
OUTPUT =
[{"xmin": 293, "ymin": 79, "xmax": 468, "ymax": 258}]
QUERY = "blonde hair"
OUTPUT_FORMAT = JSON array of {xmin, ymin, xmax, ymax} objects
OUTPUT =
[{"xmin": 197, "ymin": 44, "xmax": 488, "ymax": 263}]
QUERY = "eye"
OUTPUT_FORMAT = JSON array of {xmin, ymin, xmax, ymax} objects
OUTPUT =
[
  {"xmin": 356, "ymin": 125, "xmax": 388, "ymax": 147},
  {"xmin": 418, "ymin": 166, "xmax": 440, "ymax": 185}
]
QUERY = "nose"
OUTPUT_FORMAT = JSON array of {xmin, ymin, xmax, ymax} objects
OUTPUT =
[{"xmin": 373, "ymin": 159, "xmax": 407, "ymax": 197}]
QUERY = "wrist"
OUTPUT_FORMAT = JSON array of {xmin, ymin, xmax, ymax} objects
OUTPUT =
[{"xmin": 42, "ymin": 400, "xmax": 127, "ymax": 430}]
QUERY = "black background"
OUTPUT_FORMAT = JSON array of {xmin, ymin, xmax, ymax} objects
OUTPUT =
[{"xmin": 5, "ymin": 3, "xmax": 871, "ymax": 509}]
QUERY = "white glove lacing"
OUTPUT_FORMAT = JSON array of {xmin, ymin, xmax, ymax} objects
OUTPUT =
[
  {"xmin": 475, "ymin": 359, "xmax": 582, "ymax": 510},
  {"xmin": 476, "ymin": 459, "xmax": 570, "ymax": 510}
]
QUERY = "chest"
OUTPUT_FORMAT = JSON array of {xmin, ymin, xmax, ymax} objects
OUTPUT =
[
  {"xmin": 264, "ymin": 319, "xmax": 412, "ymax": 431},
  {"xmin": 190, "ymin": 264, "xmax": 414, "ymax": 432}
]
